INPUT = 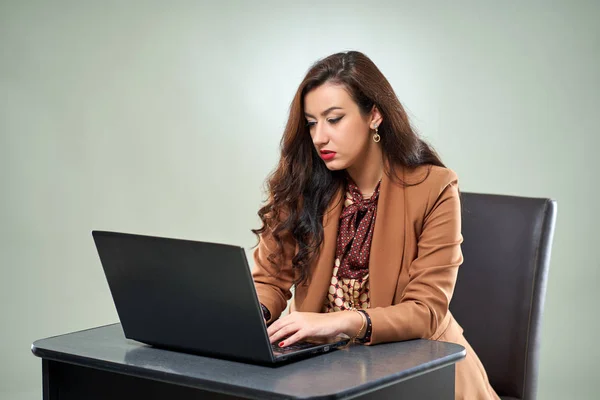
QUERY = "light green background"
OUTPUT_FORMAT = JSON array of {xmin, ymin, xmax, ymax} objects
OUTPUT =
[{"xmin": 1, "ymin": 1, "xmax": 598, "ymax": 399}]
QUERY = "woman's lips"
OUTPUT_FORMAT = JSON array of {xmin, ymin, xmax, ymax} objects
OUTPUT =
[{"xmin": 320, "ymin": 151, "xmax": 336, "ymax": 161}]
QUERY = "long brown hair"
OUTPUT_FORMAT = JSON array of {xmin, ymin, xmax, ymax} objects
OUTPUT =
[{"xmin": 252, "ymin": 51, "xmax": 444, "ymax": 285}]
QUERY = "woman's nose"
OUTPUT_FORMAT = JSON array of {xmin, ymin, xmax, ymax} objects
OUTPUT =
[{"xmin": 312, "ymin": 123, "xmax": 328, "ymax": 146}]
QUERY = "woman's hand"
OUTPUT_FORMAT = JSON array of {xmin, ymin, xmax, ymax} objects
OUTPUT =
[{"xmin": 267, "ymin": 311, "xmax": 363, "ymax": 347}]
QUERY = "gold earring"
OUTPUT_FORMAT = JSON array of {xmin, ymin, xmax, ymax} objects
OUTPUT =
[{"xmin": 373, "ymin": 125, "xmax": 381, "ymax": 143}]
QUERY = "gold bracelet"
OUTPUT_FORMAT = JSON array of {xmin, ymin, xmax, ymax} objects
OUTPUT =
[{"xmin": 350, "ymin": 309, "xmax": 367, "ymax": 343}]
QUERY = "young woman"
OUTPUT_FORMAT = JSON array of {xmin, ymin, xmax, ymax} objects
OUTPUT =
[{"xmin": 251, "ymin": 51, "xmax": 499, "ymax": 399}]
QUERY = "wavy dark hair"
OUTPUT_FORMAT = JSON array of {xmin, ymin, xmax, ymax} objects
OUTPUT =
[{"xmin": 252, "ymin": 51, "xmax": 444, "ymax": 285}]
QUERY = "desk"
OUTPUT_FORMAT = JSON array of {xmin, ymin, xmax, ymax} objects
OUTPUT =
[{"xmin": 32, "ymin": 323, "xmax": 465, "ymax": 399}]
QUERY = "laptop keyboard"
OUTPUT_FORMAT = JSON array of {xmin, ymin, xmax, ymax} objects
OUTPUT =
[{"xmin": 271, "ymin": 341, "xmax": 316, "ymax": 354}]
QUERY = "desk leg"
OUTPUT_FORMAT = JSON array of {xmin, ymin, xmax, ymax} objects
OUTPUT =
[
  {"xmin": 353, "ymin": 364, "xmax": 455, "ymax": 400},
  {"xmin": 41, "ymin": 359, "xmax": 245, "ymax": 400},
  {"xmin": 42, "ymin": 360, "xmax": 58, "ymax": 400}
]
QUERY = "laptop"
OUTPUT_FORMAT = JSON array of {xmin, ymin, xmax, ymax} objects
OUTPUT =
[{"xmin": 92, "ymin": 230, "xmax": 349, "ymax": 365}]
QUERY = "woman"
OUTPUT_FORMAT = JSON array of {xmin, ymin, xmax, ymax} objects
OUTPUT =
[{"xmin": 251, "ymin": 51, "xmax": 499, "ymax": 399}]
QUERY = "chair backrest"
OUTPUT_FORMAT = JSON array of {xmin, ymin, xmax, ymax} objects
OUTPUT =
[{"xmin": 449, "ymin": 192, "xmax": 557, "ymax": 400}]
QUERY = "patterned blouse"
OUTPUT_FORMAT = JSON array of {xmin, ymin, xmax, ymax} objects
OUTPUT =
[
  {"xmin": 261, "ymin": 177, "xmax": 380, "ymax": 342},
  {"xmin": 321, "ymin": 177, "xmax": 381, "ymax": 342}
]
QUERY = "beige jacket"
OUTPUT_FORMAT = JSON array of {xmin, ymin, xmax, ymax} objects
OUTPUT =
[{"xmin": 252, "ymin": 164, "xmax": 499, "ymax": 399}]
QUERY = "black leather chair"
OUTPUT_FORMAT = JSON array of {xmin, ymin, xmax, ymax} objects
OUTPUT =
[{"xmin": 450, "ymin": 192, "xmax": 557, "ymax": 400}]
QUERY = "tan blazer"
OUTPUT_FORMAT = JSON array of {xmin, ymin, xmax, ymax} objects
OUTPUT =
[{"xmin": 252, "ymin": 164, "xmax": 499, "ymax": 400}]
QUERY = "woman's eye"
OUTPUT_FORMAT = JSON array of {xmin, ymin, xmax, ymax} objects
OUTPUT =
[
  {"xmin": 306, "ymin": 121, "xmax": 316, "ymax": 128},
  {"xmin": 328, "ymin": 116, "xmax": 343, "ymax": 124}
]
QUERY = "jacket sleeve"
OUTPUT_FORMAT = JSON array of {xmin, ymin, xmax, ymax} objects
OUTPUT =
[
  {"xmin": 366, "ymin": 172, "xmax": 463, "ymax": 344},
  {"xmin": 251, "ymin": 226, "xmax": 295, "ymax": 323}
]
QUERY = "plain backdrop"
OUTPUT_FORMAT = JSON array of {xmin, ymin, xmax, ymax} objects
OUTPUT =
[{"xmin": 1, "ymin": 1, "xmax": 598, "ymax": 399}]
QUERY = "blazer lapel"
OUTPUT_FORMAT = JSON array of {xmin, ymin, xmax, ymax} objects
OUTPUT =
[
  {"xmin": 298, "ymin": 187, "xmax": 343, "ymax": 312},
  {"xmin": 369, "ymin": 168, "xmax": 406, "ymax": 308}
]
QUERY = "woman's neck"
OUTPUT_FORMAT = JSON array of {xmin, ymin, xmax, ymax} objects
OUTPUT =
[{"xmin": 346, "ymin": 143, "xmax": 384, "ymax": 197}]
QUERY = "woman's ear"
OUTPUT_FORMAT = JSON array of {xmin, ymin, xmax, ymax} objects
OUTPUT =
[{"xmin": 371, "ymin": 105, "xmax": 383, "ymax": 128}]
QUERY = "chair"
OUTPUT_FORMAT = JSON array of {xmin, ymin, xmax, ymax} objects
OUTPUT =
[{"xmin": 449, "ymin": 192, "xmax": 557, "ymax": 400}]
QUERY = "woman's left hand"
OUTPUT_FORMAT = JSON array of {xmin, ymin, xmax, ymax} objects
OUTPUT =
[{"xmin": 267, "ymin": 311, "xmax": 361, "ymax": 347}]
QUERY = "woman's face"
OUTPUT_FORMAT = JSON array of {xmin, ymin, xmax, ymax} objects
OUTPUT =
[{"xmin": 304, "ymin": 82, "xmax": 381, "ymax": 171}]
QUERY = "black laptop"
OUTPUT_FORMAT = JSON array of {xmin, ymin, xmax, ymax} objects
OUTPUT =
[{"xmin": 92, "ymin": 230, "xmax": 349, "ymax": 364}]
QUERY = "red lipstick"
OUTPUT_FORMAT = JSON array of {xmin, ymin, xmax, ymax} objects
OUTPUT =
[{"xmin": 320, "ymin": 150, "xmax": 336, "ymax": 161}]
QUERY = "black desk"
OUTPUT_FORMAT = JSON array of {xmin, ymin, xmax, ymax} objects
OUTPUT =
[{"xmin": 32, "ymin": 323, "xmax": 465, "ymax": 399}]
